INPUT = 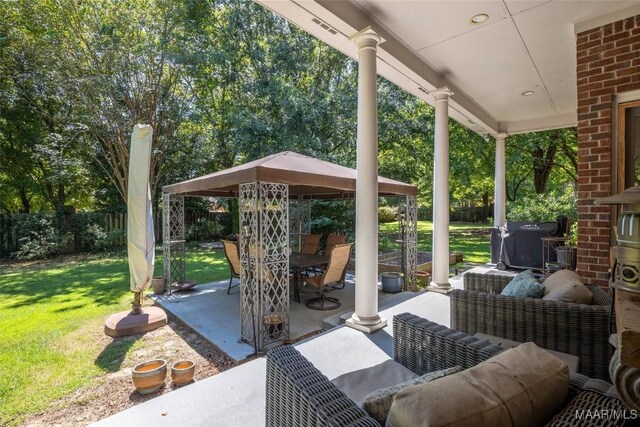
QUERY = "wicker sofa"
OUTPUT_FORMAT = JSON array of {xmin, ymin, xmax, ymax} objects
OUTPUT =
[
  {"xmin": 452, "ymin": 272, "xmax": 614, "ymax": 380},
  {"xmin": 265, "ymin": 313, "xmax": 622, "ymax": 427}
]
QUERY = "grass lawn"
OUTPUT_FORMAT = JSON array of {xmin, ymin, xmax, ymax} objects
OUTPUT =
[
  {"xmin": 0, "ymin": 246, "xmax": 229, "ymax": 426},
  {"xmin": 379, "ymin": 221, "xmax": 492, "ymax": 263}
]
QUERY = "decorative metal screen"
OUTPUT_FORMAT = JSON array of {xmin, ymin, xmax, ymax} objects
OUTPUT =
[
  {"xmin": 289, "ymin": 199, "xmax": 311, "ymax": 252},
  {"xmin": 239, "ymin": 182, "xmax": 289, "ymax": 351},
  {"xmin": 162, "ymin": 193, "xmax": 185, "ymax": 293},
  {"xmin": 401, "ymin": 195, "xmax": 418, "ymax": 290}
]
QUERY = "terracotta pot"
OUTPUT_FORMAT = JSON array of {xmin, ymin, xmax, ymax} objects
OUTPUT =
[
  {"xmin": 132, "ymin": 359, "xmax": 167, "ymax": 394},
  {"xmin": 171, "ymin": 360, "xmax": 196, "ymax": 386},
  {"xmin": 264, "ymin": 314, "xmax": 285, "ymax": 339}
]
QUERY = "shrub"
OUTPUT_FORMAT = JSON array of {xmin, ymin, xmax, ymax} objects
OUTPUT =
[
  {"xmin": 13, "ymin": 216, "xmax": 70, "ymax": 260},
  {"xmin": 185, "ymin": 219, "xmax": 225, "ymax": 242},
  {"xmin": 378, "ymin": 206, "xmax": 397, "ymax": 223},
  {"xmin": 507, "ymin": 188, "xmax": 577, "ymax": 224}
]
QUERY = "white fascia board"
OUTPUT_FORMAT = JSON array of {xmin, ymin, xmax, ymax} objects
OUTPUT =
[
  {"xmin": 500, "ymin": 112, "xmax": 577, "ymax": 135},
  {"xmin": 255, "ymin": 0, "xmax": 500, "ymax": 136},
  {"xmin": 574, "ymin": 3, "xmax": 640, "ymax": 35}
]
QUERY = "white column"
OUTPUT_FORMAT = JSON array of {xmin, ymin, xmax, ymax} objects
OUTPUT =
[
  {"xmin": 430, "ymin": 88, "xmax": 453, "ymax": 289},
  {"xmin": 346, "ymin": 27, "xmax": 387, "ymax": 334},
  {"xmin": 494, "ymin": 133, "xmax": 507, "ymax": 227}
]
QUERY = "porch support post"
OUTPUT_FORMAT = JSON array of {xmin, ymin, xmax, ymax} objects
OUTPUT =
[
  {"xmin": 346, "ymin": 26, "xmax": 387, "ymax": 334},
  {"xmin": 430, "ymin": 88, "xmax": 453, "ymax": 290},
  {"xmin": 494, "ymin": 133, "xmax": 508, "ymax": 227}
]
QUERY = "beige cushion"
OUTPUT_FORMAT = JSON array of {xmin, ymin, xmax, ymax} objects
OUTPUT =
[
  {"xmin": 543, "ymin": 270, "xmax": 592, "ymax": 304},
  {"xmin": 363, "ymin": 366, "xmax": 462, "ymax": 425},
  {"xmin": 386, "ymin": 342, "xmax": 569, "ymax": 427}
]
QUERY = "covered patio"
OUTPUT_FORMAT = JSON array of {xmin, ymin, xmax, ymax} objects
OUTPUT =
[{"xmin": 96, "ymin": 2, "xmax": 640, "ymax": 425}]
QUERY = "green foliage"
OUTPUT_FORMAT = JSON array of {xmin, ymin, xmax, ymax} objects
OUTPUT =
[
  {"xmin": 507, "ymin": 186, "xmax": 577, "ymax": 223},
  {"xmin": 13, "ymin": 215, "xmax": 70, "ymax": 260},
  {"xmin": 310, "ymin": 200, "xmax": 356, "ymax": 238},
  {"xmin": 566, "ymin": 222, "xmax": 578, "ymax": 247},
  {"xmin": 378, "ymin": 206, "xmax": 397, "ymax": 223},
  {"xmin": 185, "ymin": 218, "xmax": 225, "ymax": 242}
]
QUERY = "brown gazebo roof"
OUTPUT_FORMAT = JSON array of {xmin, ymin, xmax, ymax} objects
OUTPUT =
[{"xmin": 163, "ymin": 151, "xmax": 418, "ymax": 198}]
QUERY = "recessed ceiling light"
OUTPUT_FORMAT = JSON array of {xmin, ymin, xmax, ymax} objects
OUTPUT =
[
  {"xmin": 470, "ymin": 13, "xmax": 489, "ymax": 24},
  {"xmin": 522, "ymin": 90, "xmax": 535, "ymax": 96}
]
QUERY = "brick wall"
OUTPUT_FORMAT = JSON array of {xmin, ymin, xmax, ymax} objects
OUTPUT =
[{"xmin": 576, "ymin": 15, "xmax": 640, "ymax": 287}]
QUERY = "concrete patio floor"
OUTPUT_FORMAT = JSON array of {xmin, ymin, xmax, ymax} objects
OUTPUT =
[
  {"xmin": 150, "ymin": 273, "xmax": 418, "ymax": 362},
  {"xmin": 93, "ymin": 271, "xmax": 467, "ymax": 427}
]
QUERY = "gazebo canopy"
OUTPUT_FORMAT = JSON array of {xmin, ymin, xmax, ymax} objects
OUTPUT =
[{"xmin": 163, "ymin": 151, "xmax": 418, "ymax": 198}]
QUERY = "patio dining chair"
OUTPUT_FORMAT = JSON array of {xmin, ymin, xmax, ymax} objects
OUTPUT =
[
  {"xmin": 300, "ymin": 233, "xmax": 321, "ymax": 254},
  {"xmin": 324, "ymin": 233, "xmax": 348, "ymax": 288},
  {"xmin": 324, "ymin": 233, "xmax": 347, "ymax": 255},
  {"xmin": 220, "ymin": 239, "xmax": 241, "ymax": 295},
  {"xmin": 303, "ymin": 243, "xmax": 353, "ymax": 310}
]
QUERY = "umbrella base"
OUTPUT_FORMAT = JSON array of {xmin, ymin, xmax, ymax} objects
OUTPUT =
[{"xmin": 104, "ymin": 306, "xmax": 167, "ymax": 337}]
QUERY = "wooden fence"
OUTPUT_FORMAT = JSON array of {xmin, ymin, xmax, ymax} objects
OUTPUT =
[{"xmin": 0, "ymin": 210, "xmax": 232, "ymax": 257}]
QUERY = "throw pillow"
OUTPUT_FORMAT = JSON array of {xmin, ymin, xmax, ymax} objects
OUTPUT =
[
  {"xmin": 500, "ymin": 269, "xmax": 544, "ymax": 298},
  {"xmin": 362, "ymin": 366, "xmax": 461, "ymax": 425},
  {"xmin": 386, "ymin": 342, "xmax": 569, "ymax": 427},
  {"xmin": 543, "ymin": 269, "xmax": 592, "ymax": 304}
]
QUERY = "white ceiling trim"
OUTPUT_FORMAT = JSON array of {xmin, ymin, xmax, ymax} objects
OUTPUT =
[{"xmin": 574, "ymin": 3, "xmax": 640, "ymax": 34}]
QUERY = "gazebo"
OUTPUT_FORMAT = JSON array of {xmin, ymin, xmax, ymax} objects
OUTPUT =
[{"xmin": 162, "ymin": 151, "xmax": 418, "ymax": 351}]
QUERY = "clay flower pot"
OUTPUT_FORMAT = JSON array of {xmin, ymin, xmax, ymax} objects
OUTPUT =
[
  {"xmin": 132, "ymin": 359, "xmax": 167, "ymax": 394},
  {"xmin": 171, "ymin": 360, "xmax": 196, "ymax": 386},
  {"xmin": 263, "ymin": 314, "xmax": 285, "ymax": 339}
]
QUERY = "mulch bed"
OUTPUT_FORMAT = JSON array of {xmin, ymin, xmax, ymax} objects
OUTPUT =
[{"xmin": 22, "ymin": 310, "xmax": 239, "ymax": 427}]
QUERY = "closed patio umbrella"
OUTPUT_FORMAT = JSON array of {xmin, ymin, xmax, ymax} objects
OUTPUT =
[
  {"xmin": 104, "ymin": 124, "xmax": 166, "ymax": 337},
  {"xmin": 128, "ymin": 124, "xmax": 155, "ymax": 313}
]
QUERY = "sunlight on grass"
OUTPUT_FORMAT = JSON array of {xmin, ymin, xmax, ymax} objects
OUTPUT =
[
  {"xmin": 0, "ymin": 247, "xmax": 228, "ymax": 426},
  {"xmin": 379, "ymin": 221, "xmax": 491, "ymax": 263}
]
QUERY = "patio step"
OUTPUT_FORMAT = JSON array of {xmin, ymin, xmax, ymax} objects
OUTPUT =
[{"xmin": 322, "ymin": 291, "xmax": 421, "ymax": 330}]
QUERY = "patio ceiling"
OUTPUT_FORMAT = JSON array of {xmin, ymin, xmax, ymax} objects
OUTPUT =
[{"xmin": 255, "ymin": 0, "xmax": 640, "ymax": 135}]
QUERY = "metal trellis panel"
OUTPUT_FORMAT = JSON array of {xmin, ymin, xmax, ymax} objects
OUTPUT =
[
  {"xmin": 163, "ymin": 193, "xmax": 185, "ymax": 293},
  {"xmin": 239, "ymin": 182, "xmax": 290, "ymax": 351},
  {"xmin": 402, "ymin": 195, "xmax": 418, "ymax": 290},
  {"xmin": 288, "ymin": 199, "xmax": 311, "ymax": 253}
]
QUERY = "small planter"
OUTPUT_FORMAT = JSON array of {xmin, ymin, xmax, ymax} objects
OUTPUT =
[
  {"xmin": 151, "ymin": 277, "xmax": 165, "ymax": 294},
  {"xmin": 381, "ymin": 272, "xmax": 404, "ymax": 293},
  {"xmin": 132, "ymin": 359, "xmax": 167, "ymax": 394},
  {"xmin": 264, "ymin": 314, "xmax": 286, "ymax": 340},
  {"xmin": 171, "ymin": 360, "xmax": 196, "ymax": 386}
]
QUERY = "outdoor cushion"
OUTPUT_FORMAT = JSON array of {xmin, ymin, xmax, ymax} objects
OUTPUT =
[
  {"xmin": 500, "ymin": 269, "xmax": 544, "ymax": 298},
  {"xmin": 386, "ymin": 342, "xmax": 569, "ymax": 427},
  {"xmin": 362, "ymin": 366, "xmax": 462, "ymax": 425},
  {"xmin": 331, "ymin": 359, "xmax": 419, "ymax": 407},
  {"xmin": 543, "ymin": 269, "xmax": 592, "ymax": 304}
]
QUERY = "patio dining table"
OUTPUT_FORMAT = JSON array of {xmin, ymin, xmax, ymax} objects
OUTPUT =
[{"xmin": 289, "ymin": 253, "xmax": 329, "ymax": 303}]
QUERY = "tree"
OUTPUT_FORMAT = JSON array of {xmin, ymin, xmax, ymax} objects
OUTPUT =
[{"xmin": 506, "ymin": 128, "xmax": 578, "ymax": 200}]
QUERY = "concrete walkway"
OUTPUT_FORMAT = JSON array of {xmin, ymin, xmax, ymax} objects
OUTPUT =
[{"xmin": 94, "ymin": 273, "xmax": 463, "ymax": 427}]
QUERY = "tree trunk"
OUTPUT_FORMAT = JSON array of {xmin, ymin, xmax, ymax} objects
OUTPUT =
[{"xmin": 532, "ymin": 141, "xmax": 557, "ymax": 194}]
